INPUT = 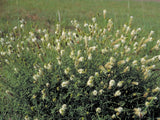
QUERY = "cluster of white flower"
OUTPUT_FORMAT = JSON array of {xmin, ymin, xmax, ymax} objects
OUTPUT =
[
  {"xmin": 61, "ymin": 81, "xmax": 69, "ymax": 88},
  {"xmin": 71, "ymin": 20, "xmax": 80, "ymax": 30},
  {"xmin": 96, "ymin": 107, "xmax": 101, "ymax": 113},
  {"xmin": 87, "ymin": 76, "xmax": 94, "ymax": 87},
  {"xmin": 0, "ymin": 10, "xmax": 160, "ymax": 120},
  {"xmin": 114, "ymin": 107, "xmax": 123, "ymax": 116},
  {"xmin": 114, "ymin": 90, "xmax": 121, "ymax": 97},
  {"xmin": 134, "ymin": 108, "xmax": 147, "ymax": 118},
  {"xmin": 44, "ymin": 63, "xmax": 52, "ymax": 70},
  {"xmin": 41, "ymin": 89, "xmax": 46, "ymax": 100},
  {"xmin": 59, "ymin": 104, "xmax": 67, "ymax": 115},
  {"xmin": 33, "ymin": 68, "xmax": 43, "ymax": 83},
  {"xmin": 108, "ymin": 79, "xmax": 115, "ymax": 89}
]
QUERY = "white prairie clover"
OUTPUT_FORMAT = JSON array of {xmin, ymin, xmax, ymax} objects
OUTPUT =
[
  {"xmin": 70, "ymin": 75, "xmax": 75, "ymax": 81},
  {"xmin": 132, "ymin": 82, "xmax": 139, "ymax": 85},
  {"xmin": 92, "ymin": 90, "xmax": 98, "ymax": 96},
  {"xmin": 62, "ymin": 104, "xmax": 67, "ymax": 109},
  {"xmin": 132, "ymin": 60, "xmax": 138, "ymax": 66},
  {"xmin": 117, "ymin": 81, "xmax": 124, "ymax": 87},
  {"xmin": 117, "ymin": 60, "xmax": 126, "ymax": 66},
  {"xmin": 109, "ymin": 79, "xmax": 115, "ymax": 89},
  {"xmin": 114, "ymin": 90, "xmax": 121, "ymax": 97},
  {"xmin": 92, "ymin": 17, "xmax": 96, "ymax": 23},
  {"xmin": 46, "ymin": 83, "xmax": 50, "ymax": 87},
  {"xmin": 87, "ymin": 76, "xmax": 94, "ymax": 87},
  {"xmin": 95, "ymin": 72, "xmax": 99, "ymax": 77},
  {"xmin": 152, "ymin": 87, "xmax": 160, "ymax": 93},
  {"xmin": 88, "ymin": 53, "xmax": 92, "ymax": 60},
  {"xmin": 123, "ymin": 66, "xmax": 130, "ymax": 73},
  {"xmin": 111, "ymin": 114, "xmax": 116, "ymax": 119},
  {"xmin": 44, "ymin": 63, "xmax": 52, "ymax": 70},
  {"xmin": 24, "ymin": 115, "xmax": 30, "ymax": 120},
  {"xmin": 134, "ymin": 108, "xmax": 147, "ymax": 118},
  {"xmin": 145, "ymin": 101, "xmax": 150, "ymax": 107},
  {"xmin": 96, "ymin": 107, "xmax": 101, "ymax": 113},
  {"xmin": 61, "ymin": 81, "xmax": 69, "ymax": 88},
  {"xmin": 99, "ymin": 89, "xmax": 104, "ymax": 95},
  {"xmin": 103, "ymin": 9, "xmax": 107, "ymax": 19},
  {"xmin": 78, "ymin": 57, "xmax": 84, "ymax": 62},
  {"xmin": 59, "ymin": 104, "xmax": 67, "ymax": 115},
  {"xmin": 33, "ymin": 74, "xmax": 40, "ymax": 81},
  {"xmin": 147, "ymin": 97, "xmax": 158, "ymax": 100},
  {"xmin": 77, "ymin": 69, "xmax": 85, "ymax": 74},
  {"xmin": 115, "ymin": 107, "xmax": 123, "ymax": 114},
  {"xmin": 64, "ymin": 67, "xmax": 70, "ymax": 75}
]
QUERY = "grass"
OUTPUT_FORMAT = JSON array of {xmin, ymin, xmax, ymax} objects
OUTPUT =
[
  {"xmin": 0, "ymin": 0, "xmax": 160, "ymax": 119},
  {"xmin": 0, "ymin": 0, "xmax": 160, "ymax": 38}
]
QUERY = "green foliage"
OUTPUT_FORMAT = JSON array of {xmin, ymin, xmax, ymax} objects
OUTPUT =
[{"xmin": 0, "ymin": 14, "xmax": 160, "ymax": 120}]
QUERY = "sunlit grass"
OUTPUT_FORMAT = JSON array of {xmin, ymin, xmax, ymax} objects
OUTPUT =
[{"xmin": 0, "ymin": 0, "xmax": 160, "ymax": 38}]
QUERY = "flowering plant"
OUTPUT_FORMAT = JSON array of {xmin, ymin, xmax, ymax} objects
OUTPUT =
[{"xmin": 0, "ymin": 12, "xmax": 160, "ymax": 119}]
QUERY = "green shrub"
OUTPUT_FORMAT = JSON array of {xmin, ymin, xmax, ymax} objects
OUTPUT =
[{"xmin": 0, "ymin": 12, "xmax": 160, "ymax": 120}]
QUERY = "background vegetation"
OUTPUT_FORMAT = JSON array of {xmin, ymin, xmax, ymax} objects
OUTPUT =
[{"xmin": 0, "ymin": 0, "xmax": 160, "ymax": 37}]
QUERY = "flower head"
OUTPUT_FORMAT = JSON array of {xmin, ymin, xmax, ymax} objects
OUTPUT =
[
  {"xmin": 92, "ymin": 90, "xmax": 98, "ymax": 96},
  {"xmin": 78, "ymin": 57, "xmax": 84, "ymax": 62},
  {"xmin": 145, "ymin": 101, "xmax": 150, "ymax": 107},
  {"xmin": 61, "ymin": 81, "xmax": 69, "ymax": 88},
  {"xmin": 70, "ymin": 75, "xmax": 75, "ymax": 81},
  {"xmin": 114, "ymin": 90, "xmax": 121, "ymax": 97},
  {"xmin": 77, "ymin": 69, "xmax": 85, "ymax": 74},
  {"xmin": 117, "ymin": 81, "xmax": 124, "ymax": 87},
  {"xmin": 87, "ymin": 76, "xmax": 94, "ymax": 87},
  {"xmin": 92, "ymin": 17, "xmax": 96, "ymax": 23},
  {"xmin": 103, "ymin": 9, "xmax": 107, "ymax": 19},
  {"xmin": 59, "ymin": 104, "xmax": 67, "ymax": 115},
  {"xmin": 134, "ymin": 108, "xmax": 147, "ymax": 118},
  {"xmin": 96, "ymin": 107, "xmax": 101, "ymax": 113},
  {"xmin": 64, "ymin": 67, "xmax": 70, "ymax": 74},
  {"xmin": 109, "ymin": 80, "xmax": 115, "ymax": 89},
  {"xmin": 115, "ymin": 107, "xmax": 123, "ymax": 113},
  {"xmin": 152, "ymin": 87, "xmax": 160, "ymax": 93}
]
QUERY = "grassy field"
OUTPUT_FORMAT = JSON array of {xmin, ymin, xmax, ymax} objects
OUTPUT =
[
  {"xmin": 0, "ymin": 0, "xmax": 160, "ymax": 119},
  {"xmin": 0, "ymin": 0, "xmax": 160, "ymax": 38}
]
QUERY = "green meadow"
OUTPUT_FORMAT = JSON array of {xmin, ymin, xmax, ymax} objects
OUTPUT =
[
  {"xmin": 0, "ymin": 0, "xmax": 160, "ymax": 119},
  {"xmin": 0, "ymin": 0, "xmax": 160, "ymax": 36}
]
